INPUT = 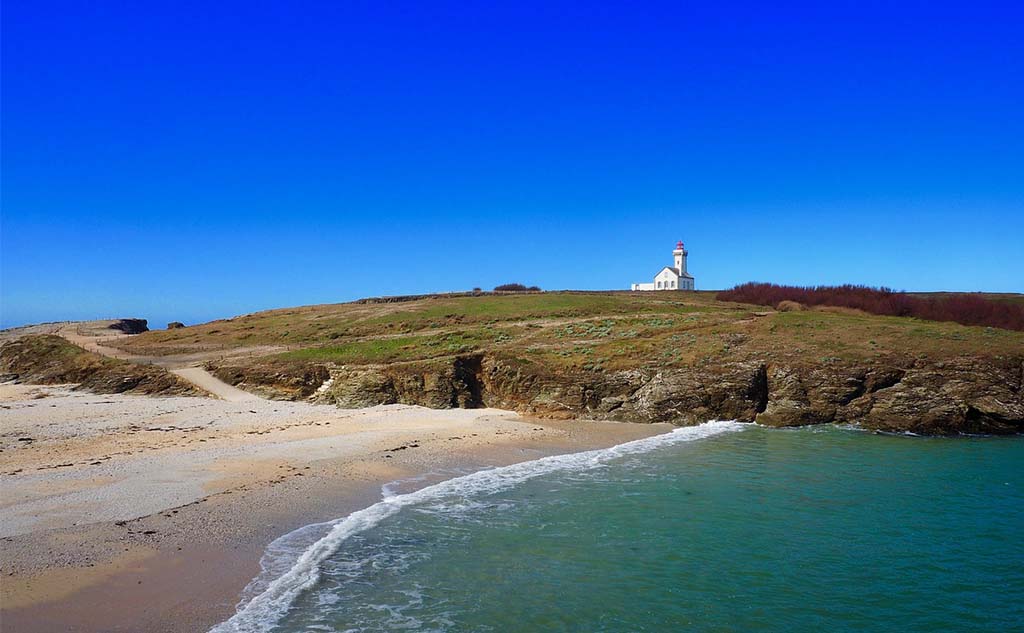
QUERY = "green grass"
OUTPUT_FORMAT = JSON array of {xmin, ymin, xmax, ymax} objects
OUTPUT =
[
  {"xmin": 276, "ymin": 330, "xmax": 497, "ymax": 364},
  {"xmin": 116, "ymin": 292, "xmax": 737, "ymax": 353},
  {"xmin": 346, "ymin": 293, "xmax": 710, "ymax": 334}
]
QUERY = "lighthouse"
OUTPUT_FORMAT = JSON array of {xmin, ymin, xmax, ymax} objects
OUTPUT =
[
  {"xmin": 630, "ymin": 240, "xmax": 696, "ymax": 291},
  {"xmin": 673, "ymin": 240, "xmax": 688, "ymax": 276}
]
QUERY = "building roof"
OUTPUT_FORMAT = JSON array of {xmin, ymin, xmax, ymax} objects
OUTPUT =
[{"xmin": 656, "ymin": 266, "xmax": 694, "ymax": 279}]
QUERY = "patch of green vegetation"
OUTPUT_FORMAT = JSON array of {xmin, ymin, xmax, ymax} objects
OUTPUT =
[
  {"xmin": 276, "ymin": 330, "xmax": 497, "ymax": 364},
  {"xmin": 645, "ymin": 317, "xmax": 676, "ymax": 328},
  {"xmin": 348, "ymin": 294, "xmax": 692, "ymax": 335},
  {"xmin": 556, "ymin": 319, "xmax": 617, "ymax": 339}
]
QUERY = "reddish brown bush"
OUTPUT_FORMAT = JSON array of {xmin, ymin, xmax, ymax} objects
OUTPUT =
[
  {"xmin": 494, "ymin": 284, "xmax": 541, "ymax": 292},
  {"xmin": 717, "ymin": 283, "xmax": 1024, "ymax": 331}
]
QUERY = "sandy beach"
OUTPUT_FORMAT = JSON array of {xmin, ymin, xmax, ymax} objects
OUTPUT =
[{"xmin": 0, "ymin": 383, "xmax": 668, "ymax": 632}]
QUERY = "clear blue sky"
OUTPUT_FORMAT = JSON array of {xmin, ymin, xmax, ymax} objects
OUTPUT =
[{"xmin": 3, "ymin": 1, "xmax": 1022, "ymax": 329}]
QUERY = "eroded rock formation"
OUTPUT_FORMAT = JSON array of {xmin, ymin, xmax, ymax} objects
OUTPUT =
[
  {"xmin": 108, "ymin": 319, "xmax": 149, "ymax": 334},
  {"xmin": 211, "ymin": 353, "xmax": 1024, "ymax": 436}
]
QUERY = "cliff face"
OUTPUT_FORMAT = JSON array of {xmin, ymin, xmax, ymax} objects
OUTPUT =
[
  {"xmin": 752, "ymin": 359, "xmax": 1024, "ymax": 434},
  {"xmin": 210, "ymin": 362, "xmax": 330, "ymax": 401},
  {"xmin": 212, "ymin": 353, "xmax": 1024, "ymax": 436}
]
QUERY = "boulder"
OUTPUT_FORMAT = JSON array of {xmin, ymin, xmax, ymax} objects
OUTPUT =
[{"xmin": 108, "ymin": 319, "xmax": 148, "ymax": 334}]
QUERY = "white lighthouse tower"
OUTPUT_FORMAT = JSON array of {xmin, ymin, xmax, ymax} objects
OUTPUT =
[
  {"xmin": 673, "ymin": 240, "xmax": 688, "ymax": 276},
  {"xmin": 630, "ymin": 240, "xmax": 695, "ymax": 291}
]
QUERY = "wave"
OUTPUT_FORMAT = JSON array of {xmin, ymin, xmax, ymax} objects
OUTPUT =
[{"xmin": 209, "ymin": 420, "xmax": 748, "ymax": 633}]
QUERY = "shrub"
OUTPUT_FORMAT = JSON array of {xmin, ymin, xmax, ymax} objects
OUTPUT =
[
  {"xmin": 776, "ymin": 300, "xmax": 806, "ymax": 312},
  {"xmin": 494, "ymin": 283, "xmax": 541, "ymax": 292},
  {"xmin": 717, "ymin": 283, "xmax": 1024, "ymax": 331}
]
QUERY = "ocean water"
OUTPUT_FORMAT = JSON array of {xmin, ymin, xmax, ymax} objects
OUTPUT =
[{"xmin": 213, "ymin": 423, "xmax": 1024, "ymax": 633}]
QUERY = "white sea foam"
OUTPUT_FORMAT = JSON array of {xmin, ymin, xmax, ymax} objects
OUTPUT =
[{"xmin": 209, "ymin": 420, "xmax": 747, "ymax": 633}]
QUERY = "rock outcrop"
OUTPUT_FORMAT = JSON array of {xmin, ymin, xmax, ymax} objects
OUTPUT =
[
  {"xmin": 209, "ymin": 362, "xmax": 330, "ymax": 401},
  {"xmin": 212, "ymin": 352, "xmax": 1024, "ymax": 435},
  {"xmin": 108, "ymin": 319, "xmax": 149, "ymax": 334},
  {"xmin": 856, "ymin": 359, "xmax": 1024, "ymax": 435},
  {"xmin": 167, "ymin": 321, "xmax": 185, "ymax": 330}
]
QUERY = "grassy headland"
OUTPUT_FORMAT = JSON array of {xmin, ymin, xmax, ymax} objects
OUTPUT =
[
  {"xmin": 107, "ymin": 291, "xmax": 1024, "ymax": 435},
  {"xmin": 113, "ymin": 291, "xmax": 1020, "ymax": 367}
]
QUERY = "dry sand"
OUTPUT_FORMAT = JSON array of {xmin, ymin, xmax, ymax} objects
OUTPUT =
[{"xmin": 0, "ymin": 383, "xmax": 668, "ymax": 632}]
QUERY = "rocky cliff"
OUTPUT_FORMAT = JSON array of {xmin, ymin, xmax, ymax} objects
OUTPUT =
[{"xmin": 210, "ymin": 352, "xmax": 1024, "ymax": 436}]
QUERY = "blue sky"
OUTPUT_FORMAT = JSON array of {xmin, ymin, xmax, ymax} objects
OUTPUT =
[{"xmin": 3, "ymin": 1, "xmax": 1022, "ymax": 328}]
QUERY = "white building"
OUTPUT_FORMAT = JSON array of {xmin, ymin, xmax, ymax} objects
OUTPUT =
[{"xmin": 631, "ymin": 241, "xmax": 695, "ymax": 291}]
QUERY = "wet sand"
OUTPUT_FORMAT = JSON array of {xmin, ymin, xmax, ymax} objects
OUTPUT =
[{"xmin": 0, "ymin": 384, "xmax": 668, "ymax": 632}]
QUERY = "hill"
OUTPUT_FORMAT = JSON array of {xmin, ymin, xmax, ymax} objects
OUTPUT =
[{"xmin": 105, "ymin": 291, "xmax": 1024, "ymax": 435}]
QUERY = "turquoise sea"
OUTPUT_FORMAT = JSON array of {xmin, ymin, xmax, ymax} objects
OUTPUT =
[{"xmin": 213, "ymin": 423, "xmax": 1024, "ymax": 632}]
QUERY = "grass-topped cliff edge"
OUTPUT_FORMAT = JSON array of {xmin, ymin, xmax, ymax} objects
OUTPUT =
[
  {"xmin": 104, "ymin": 291, "xmax": 1024, "ymax": 435},
  {"xmin": 0, "ymin": 335, "xmax": 202, "ymax": 396}
]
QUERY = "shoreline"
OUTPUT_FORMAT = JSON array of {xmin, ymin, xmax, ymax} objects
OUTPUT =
[{"xmin": 0, "ymin": 384, "xmax": 669, "ymax": 633}]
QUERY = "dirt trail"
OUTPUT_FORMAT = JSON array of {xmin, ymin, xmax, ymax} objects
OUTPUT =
[
  {"xmin": 58, "ymin": 325, "xmax": 136, "ymax": 360},
  {"xmin": 55, "ymin": 323, "xmax": 265, "ymax": 402},
  {"xmin": 170, "ymin": 367, "xmax": 261, "ymax": 402}
]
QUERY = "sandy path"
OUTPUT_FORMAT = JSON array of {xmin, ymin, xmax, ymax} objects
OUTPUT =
[
  {"xmin": 170, "ymin": 367, "xmax": 262, "ymax": 402},
  {"xmin": 57, "ymin": 323, "xmax": 136, "ymax": 360},
  {"xmin": 53, "ymin": 322, "xmax": 270, "ymax": 401}
]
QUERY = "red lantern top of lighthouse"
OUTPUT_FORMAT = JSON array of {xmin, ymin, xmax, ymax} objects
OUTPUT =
[{"xmin": 675, "ymin": 240, "xmax": 684, "ymax": 250}]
